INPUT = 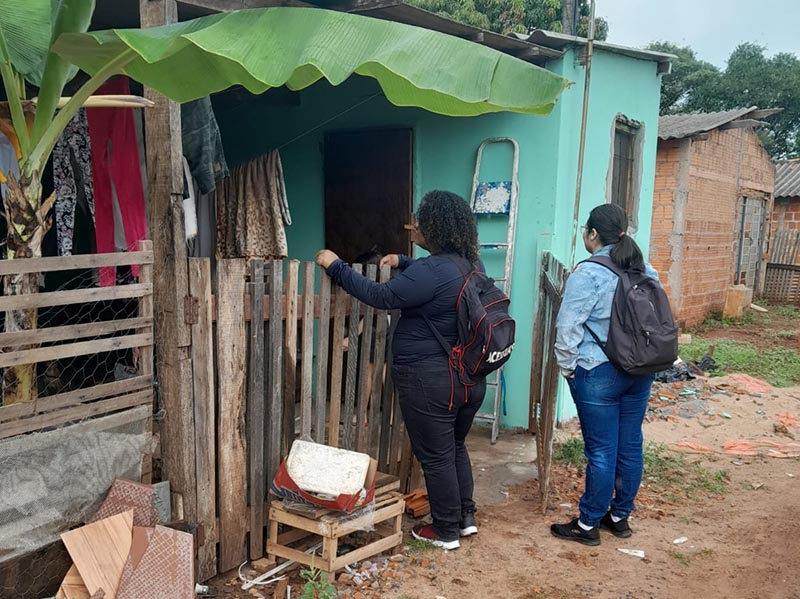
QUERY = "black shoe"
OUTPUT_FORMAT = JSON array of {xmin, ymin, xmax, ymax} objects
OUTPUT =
[
  {"xmin": 460, "ymin": 513, "xmax": 478, "ymax": 537},
  {"xmin": 550, "ymin": 518, "xmax": 601, "ymax": 546},
  {"xmin": 600, "ymin": 512, "xmax": 632, "ymax": 538}
]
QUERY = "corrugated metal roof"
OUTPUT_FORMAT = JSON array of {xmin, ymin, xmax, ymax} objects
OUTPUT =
[
  {"xmin": 658, "ymin": 108, "xmax": 757, "ymax": 140},
  {"xmin": 520, "ymin": 30, "xmax": 675, "ymax": 67},
  {"xmin": 776, "ymin": 159, "xmax": 800, "ymax": 198}
]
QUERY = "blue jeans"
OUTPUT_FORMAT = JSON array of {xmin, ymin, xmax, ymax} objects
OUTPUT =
[{"xmin": 567, "ymin": 362, "xmax": 653, "ymax": 527}]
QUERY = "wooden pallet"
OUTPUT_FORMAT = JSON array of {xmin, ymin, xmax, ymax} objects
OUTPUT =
[{"xmin": 267, "ymin": 491, "xmax": 404, "ymax": 573}]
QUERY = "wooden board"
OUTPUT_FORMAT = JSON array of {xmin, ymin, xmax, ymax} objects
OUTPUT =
[
  {"xmin": 248, "ymin": 260, "xmax": 266, "ymax": 560},
  {"xmin": 0, "ymin": 283, "xmax": 152, "ymax": 312},
  {"xmin": 0, "ymin": 375, "xmax": 151, "ymax": 423},
  {"xmin": 0, "ymin": 333, "xmax": 153, "ymax": 369},
  {"xmin": 327, "ymin": 284, "xmax": 347, "ymax": 448},
  {"xmin": 0, "ymin": 251, "xmax": 153, "ymax": 276},
  {"xmin": 378, "ymin": 309, "xmax": 400, "ymax": 470},
  {"xmin": 341, "ymin": 264, "xmax": 362, "ymax": 450},
  {"xmin": 283, "ymin": 261, "xmax": 299, "ymax": 456},
  {"xmin": 56, "ymin": 565, "xmax": 91, "ymax": 599},
  {"xmin": 0, "ymin": 390, "xmax": 153, "ymax": 439},
  {"xmin": 314, "ymin": 271, "xmax": 331, "ymax": 443},
  {"xmin": 61, "ymin": 510, "xmax": 134, "ymax": 599},
  {"xmin": 215, "ymin": 259, "xmax": 248, "ymax": 572},
  {"xmin": 189, "ymin": 258, "xmax": 218, "ymax": 582},
  {"xmin": 368, "ymin": 266, "xmax": 390, "ymax": 456},
  {"xmin": 0, "ymin": 317, "xmax": 152, "ymax": 349},
  {"xmin": 136, "ymin": 241, "xmax": 155, "ymax": 484},
  {"xmin": 300, "ymin": 262, "xmax": 316, "ymax": 438},
  {"xmin": 356, "ymin": 264, "xmax": 377, "ymax": 453},
  {"xmin": 266, "ymin": 261, "xmax": 284, "ymax": 499}
]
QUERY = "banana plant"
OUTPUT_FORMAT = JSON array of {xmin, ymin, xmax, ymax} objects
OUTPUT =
[
  {"xmin": 0, "ymin": 1, "xmax": 568, "ymax": 404},
  {"xmin": 0, "ymin": 0, "xmax": 135, "ymax": 403}
]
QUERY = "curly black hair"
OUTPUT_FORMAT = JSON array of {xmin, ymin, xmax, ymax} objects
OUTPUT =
[{"xmin": 416, "ymin": 190, "xmax": 480, "ymax": 264}]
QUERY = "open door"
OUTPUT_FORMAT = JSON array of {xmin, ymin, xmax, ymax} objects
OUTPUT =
[{"xmin": 324, "ymin": 128, "xmax": 413, "ymax": 263}]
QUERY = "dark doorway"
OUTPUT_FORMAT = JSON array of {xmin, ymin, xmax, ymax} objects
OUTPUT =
[{"xmin": 324, "ymin": 128, "xmax": 413, "ymax": 263}]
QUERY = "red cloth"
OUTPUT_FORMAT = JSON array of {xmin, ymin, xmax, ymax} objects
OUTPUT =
[{"xmin": 87, "ymin": 78, "xmax": 147, "ymax": 285}]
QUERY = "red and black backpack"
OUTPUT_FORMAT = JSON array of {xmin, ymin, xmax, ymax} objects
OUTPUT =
[{"xmin": 424, "ymin": 258, "xmax": 516, "ymax": 389}]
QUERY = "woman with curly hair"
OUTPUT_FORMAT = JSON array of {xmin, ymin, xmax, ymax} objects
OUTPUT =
[{"xmin": 316, "ymin": 190, "xmax": 485, "ymax": 550}]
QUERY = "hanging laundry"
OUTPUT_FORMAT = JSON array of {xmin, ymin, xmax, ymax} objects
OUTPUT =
[
  {"xmin": 191, "ymin": 189, "xmax": 216, "ymax": 261},
  {"xmin": 182, "ymin": 157, "xmax": 198, "ymax": 242},
  {"xmin": 182, "ymin": 96, "xmax": 229, "ymax": 196},
  {"xmin": 216, "ymin": 150, "xmax": 290, "ymax": 261},
  {"xmin": 53, "ymin": 109, "xmax": 95, "ymax": 257},
  {"xmin": 87, "ymin": 77, "xmax": 147, "ymax": 286}
]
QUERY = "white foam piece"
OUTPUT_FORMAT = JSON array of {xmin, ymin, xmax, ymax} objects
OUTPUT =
[{"xmin": 286, "ymin": 440, "xmax": 372, "ymax": 497}]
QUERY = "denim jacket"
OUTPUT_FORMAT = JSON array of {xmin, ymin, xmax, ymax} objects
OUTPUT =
[{"xmin": 554, "ymin": 245, "xmax": 659, "ymax": 376}]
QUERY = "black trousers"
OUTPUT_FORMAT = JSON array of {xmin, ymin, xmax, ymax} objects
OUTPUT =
[{"xmin": 393, "ymin": 358, "xmax": 486, "ymax": 540}]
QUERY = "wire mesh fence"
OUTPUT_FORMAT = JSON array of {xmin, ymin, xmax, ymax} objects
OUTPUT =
[
  {"xmin": 0, "ymin": 247, "xmax": 155, "ymax": 599},
  {"xmin": 0, "ymin": 267, "xmax": 144, "ymax": 405}
]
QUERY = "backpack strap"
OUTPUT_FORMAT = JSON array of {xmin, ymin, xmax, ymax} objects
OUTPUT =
[
  {"xmin": 583, "ymin": 255, "xmax": 623, "ymax": 277},
  {"xmin": 422, "ymin": 313, "xmax": 453, "ymax": 356},
  {"xmin": 580, "ymin": 256, "xmax": 621, "ymax": 352},
  {"xmin": 421, "ymin": 254, "xmax": 475, "ymax": 357}
]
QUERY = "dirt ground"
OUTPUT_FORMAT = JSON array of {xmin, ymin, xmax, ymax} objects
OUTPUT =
[
  {"xmin": 214, "ymin": 379, "xmax": 800, "ymax": 599},
  {"xmin": 383, "ymin": 381, "xmax": 800, "ymax": 599},
  {"xmin": 213, "ymin": 310, "xmax": 800, "ymax": 599}
]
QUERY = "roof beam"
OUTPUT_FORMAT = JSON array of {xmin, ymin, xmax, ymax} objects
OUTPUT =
[
  {"xmin": 177, "ymin": 0, "xmax": 314, "ymax": 12},
  {"xmin": 514, "ymin": 47, "xmax": 541, "ymax": 60},
  {"xmin": 719, "ymin": 119, "xmax": 771, "ymax": 131},
  {"xmin": 749, "ymin": 108, "xmax": 783, "ymax": 119},
  {"xmin": 462, "ymin": 31, "xmax": 485, "ymax": 43}
]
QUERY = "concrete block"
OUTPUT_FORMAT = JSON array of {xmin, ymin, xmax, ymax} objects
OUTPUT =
[
  {"xmin": 723, "ymin": 285, "xmax": 751, "ymax": 320},
  {"xmin": 678, "ymin": 334, "xmax": 692, "ymax": 345}
]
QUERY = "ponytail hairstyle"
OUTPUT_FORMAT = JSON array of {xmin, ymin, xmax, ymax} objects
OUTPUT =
[{"xmin": 586, "ymin": 204, "xmax": 645, "ymax": 271}]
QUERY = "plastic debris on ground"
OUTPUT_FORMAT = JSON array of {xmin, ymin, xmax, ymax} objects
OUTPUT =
[
  {"xmin": 617, "ymin": 549, "xmax": 646, "ymax": 559},
  {"xmin": 673, "ymin": 537, "xmax": 689, "ymax": 545}
]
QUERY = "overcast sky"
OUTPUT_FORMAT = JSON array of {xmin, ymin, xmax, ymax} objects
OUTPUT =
[{"xmin": 599, "ymin": 0, "xmax": 799, "ymax": 67}]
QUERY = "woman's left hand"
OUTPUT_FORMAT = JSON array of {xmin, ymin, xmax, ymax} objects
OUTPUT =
[{"xmin": 315, "ymin": 249, "xmax": 340, "ymax": 269}]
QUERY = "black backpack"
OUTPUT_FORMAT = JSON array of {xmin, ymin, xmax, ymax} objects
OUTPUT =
[
  {"xmin": 583, "ymin": 256, "xmax": 678, "ymax": 376},
  {"xmin": 425, "ymin": 259, "xmax": 516, "ymax": 385}
]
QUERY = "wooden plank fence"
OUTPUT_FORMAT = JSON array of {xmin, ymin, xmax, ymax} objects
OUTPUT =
[
  {"xmin": 529, "ymin": 252, "xmax": 569, "ymax": 514},
  {"xmin": 0, "ymin": 244, "xmax": 155, "ymax": 448},
  {"xmin": 764, "ymin": 228, "xmax": 800, "ymax": 305},
  {"xmin": 189, "ymin": 258, "xmax": 420, "ymax": 579}
]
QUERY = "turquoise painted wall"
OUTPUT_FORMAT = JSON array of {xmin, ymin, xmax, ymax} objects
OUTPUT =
[
  {"xmin": 213, "ymin": 44, "xmax": 663, "ymax": 428},
  {"xmin": 546, "ymin": 49, "xmax": 664, "ymax": 420}
]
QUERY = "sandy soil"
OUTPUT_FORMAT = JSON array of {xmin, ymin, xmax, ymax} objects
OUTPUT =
[
  {"xmin": 386, "ymin": 381, "xmax": 800, "ymax": 599},
  {"xmin": 211, "ymin": 379, "xmax": 800, "ymax": 599}
]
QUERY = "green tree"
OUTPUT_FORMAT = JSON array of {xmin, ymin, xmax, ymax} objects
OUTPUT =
[
  {"xmin": 650, "ymin": 41, "xmax": 800, "ymax": 158},
  {"xmin": 409, "ymin": 0, "xmax": 608, "ymax": 39},
  {"xmin": 646, "ymin": 42, "xmax": 720, "ymax": 114}
]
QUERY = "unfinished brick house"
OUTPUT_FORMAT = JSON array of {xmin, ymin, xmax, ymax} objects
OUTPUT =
[
  {"xmin": 650, "ymin": 108, "xmax": 777, "ymax": 327},
  {"xmin": 773, "ymin": 159, "xmax": 800, "ymax": 239}
]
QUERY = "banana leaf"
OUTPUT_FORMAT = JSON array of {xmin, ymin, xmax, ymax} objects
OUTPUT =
[{"xmin": 53, "ymin": 7, "xmax": 569, "ymax": 117}]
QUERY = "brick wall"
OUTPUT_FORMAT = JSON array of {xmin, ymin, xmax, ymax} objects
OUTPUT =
[
  {"xmin": 773, "ymin": 198, "xmax": 800, "ymax": 230},
  {"xmin": 651, "ymin": 128, "xmax": 775, "ymax": 328},
  {"xmin": 649, "ymin": 140, "xmax": 681, "ymax": 302}
]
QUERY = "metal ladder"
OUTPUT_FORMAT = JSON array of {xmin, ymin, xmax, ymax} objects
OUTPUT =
[{"xmin": 469, "ymin": 137, "xmax": 519, "ymax": 444}]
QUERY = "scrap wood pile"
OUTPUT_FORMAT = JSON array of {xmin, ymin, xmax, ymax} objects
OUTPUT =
[
  {"xmin": 54, "ymin": 478, "xmax": 195, "ymax": 599},
  {"xmin": 402, "ymin": 489, "xmax": 429, "ymax": 517}
]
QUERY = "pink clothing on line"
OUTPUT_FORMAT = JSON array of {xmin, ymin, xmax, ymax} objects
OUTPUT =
[{"xmin": 87, "ymin": 77, "xmax": 147, "ymax": 286}]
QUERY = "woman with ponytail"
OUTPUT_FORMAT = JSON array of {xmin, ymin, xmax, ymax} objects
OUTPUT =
[{"xmin": 551, "ymin": 203, "xmax": 660, "ymax": 546}]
